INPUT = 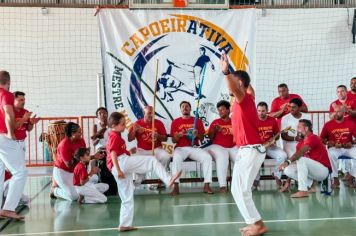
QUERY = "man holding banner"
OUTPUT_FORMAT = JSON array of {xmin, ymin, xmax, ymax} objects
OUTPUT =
[{"xmin": 221, "ymin": 55, "xmax": 268, "ymax": 236}]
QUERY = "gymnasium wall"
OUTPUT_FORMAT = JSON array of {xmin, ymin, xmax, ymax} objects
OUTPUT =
[{"xmin": 0, "ymin": 7, "xmax": 355, "ymax": 117}]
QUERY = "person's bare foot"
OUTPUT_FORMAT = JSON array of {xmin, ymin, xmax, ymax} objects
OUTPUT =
[
  {"xmin": 241, "ymin": 221, "xmax": 268, "ymax": 236},
  {"xmin": 348, "ymin": 176, "xmax": 356, "ymax": 188},
  {"xmin": 291, "ymin": 191, "xmax": 309, "ymax": 198},
  {"xmin": 343, "ymin": 173, "xmax": 351, "ymax": 181},
  {"xmin": 170, "ymin": 183, "xmax": 180, "ymax": 196},
  {"xmin": 219, "ymin": 187, "xmax": 227, "ymax": 193},
  {"xmin": 331, "ymin": 177, "xmax": 340, "ymax": 189},
  {"xmin": 118, "ymin": 226, "xmax": 138, "ymax": 232},
  {"xmin": 279, "ymin": 181, "xmax": 290, "ymax": 193},
  {"xmin": 169, "ymin": 171, "xmax": 182, "ymax": 188},
  {"xmin": 77, "ymin": 195, "xmax": 84, "ymax": 204},
  {"xmin": 272, "ymin": 173, "xmax": 282, "ymax": 187},
  {"xmin": 203, "ymin": 183, "xmax": 213, "ymax": 194},
  {"xmin": 308, "ymin": 181, "xmax": 317, "ymax": 193},
  {"xmin": 0, "ymin": 210, "xmax": 25, "ymax": 221}
]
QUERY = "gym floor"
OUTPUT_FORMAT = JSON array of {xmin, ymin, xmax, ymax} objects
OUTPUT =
[{"xmin": 1, "ymin": 171, "xmax": 356, "ymax": 236}]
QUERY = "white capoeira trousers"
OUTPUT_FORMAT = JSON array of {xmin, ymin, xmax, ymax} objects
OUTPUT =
[
  {"xmin": 284, "ymin": 157, "xmax": 329, "ymax": 191},
  {"xmin": 112, "ymin": 154, "xmax": 172, "ymax": 227},
  {"xmin": 283, "ymin": 141, "xmax": 298, "ymax": 158},
  {"xmin": 172, "ymin": 147, "xmax": 213, "ymax": 183},
  {"xmin": 255, "ymin": 146, "xmax": 287, "ymax": 180},
  {"xmin": 0, "ymin": 136, "xmax": 28, "ymax": 211},
  {"xmin": 136, "ymin": 147, "xmax": 171, "ymax": 168},
  {"xmin": 53, "ymin": 167, "xmax": 79, "ymax": 201},
  {"xmin": 205, "ymin": 145, "xmax": 238, "ymax": 187},
  {"xmin": 75, "ymin": 182, "xmax": 109, "ymax": 204},
  {"xmin": 327, "ymin": 147, "xmax": 356, "ymax": 178},
  {"xmin": 231, "ymin": 145, "xmax": 266, "ymax": 225}
]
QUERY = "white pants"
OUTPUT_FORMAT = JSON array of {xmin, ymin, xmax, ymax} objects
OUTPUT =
[
  {"xmin": 231, "ymin": 145, "xmax": 266, "ymax": 224},
  {"xmin": 75, "ymin": 182, "xmax": 108, "ymax": 204},
  {"xmin": 0, "ymin": 136, "xmax": 28, "ymax": 211},
  {"xmin": 172, "ymin": 147, "xmax": 213, "ymax": 183},
  {"xmin": 328, "ymin": 147, "xmax": 356, "ymax": 178},
  {"xmin": 284, "ymin": 157, "xmax": 329, "ymax": 191},
  {"xmin": 283, "ymin": 141, "xmax": 298, "ymax": 158},
  {"xmin": 112, "ymin": 154, "xmax": 172, "ymax": 227},
  {"xmin": 137, "ymin": 147, "xmax": 171, "ymax": 168},
  {"xmin": 205, "ymin": 145, "xmax": 238, "ymax": 187},
  {"xmin": 255, "ymin": 146, "xmax": 287, "ymax": 180},
  {"xmin": 53, "ymin": 167, "xmax": 79, "ymax": 201}
]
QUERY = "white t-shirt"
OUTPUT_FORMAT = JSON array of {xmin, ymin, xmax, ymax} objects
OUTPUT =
[
  {"xmin": 281, "ymin": 112, "xmax": 311, "ymax": 138},
  {"xmin": 95, "ymin": 120, "xmax": 110, "ymax": 149}
]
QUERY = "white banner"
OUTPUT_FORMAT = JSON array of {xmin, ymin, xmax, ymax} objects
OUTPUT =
[{"xmin": 99, "ymin": 9, "xmax": 256, "ymax": 149}]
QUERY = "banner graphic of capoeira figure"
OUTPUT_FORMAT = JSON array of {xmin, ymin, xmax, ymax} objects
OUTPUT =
[{"xmin": 99, "ymin": 9, "xmax": 256, "ymax": 149}]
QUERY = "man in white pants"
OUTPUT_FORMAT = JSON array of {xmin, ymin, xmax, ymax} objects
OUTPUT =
[
  {"xmin": 320, "ymin": 105, "xmax": 356, "ymax": 188},
  {"xmin": 221, "ymin": 54, "xmax": 268, "ymax": 236},
  {"xmin": 279, "ymin": 119, "xmax": 332, "ymax": 198},
  {"xmin": 206, "ymin": 100, "xmax": 237, "ymax": 193},
  {"xmin": 106, "ymin": 112, "xmax": 181, "ymax": 232},
  {"xmin": 0, "ymin": 70, "xmax": 28, "ymax": 220},
  {"xmin": 255, "ymin": 102, "xmax": 287, "ymax": 187},
  {"xmin": 170, "ymin": 101, "xmax": 213, "ymax": 196},
  {"xmin": 128, "ymin": 106, "xmax": 171, "ymax": 187}
]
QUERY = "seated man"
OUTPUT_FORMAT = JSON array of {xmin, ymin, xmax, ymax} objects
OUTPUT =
[
  {"xmin": 206, "ymin": 100, "xmax": 238, "ymax": 193},
  {"xmin": 128, "ymin": 106, "xmax": 170, "ymax": 169},
  {"xmin": 170, "ymin": 101, "xmax": 213, "ymax": 196},
  {"xmin": 320, "ymin": 105, "xmax": 356, "ymax": 188},
  {"xmin": 279, "ymin": 119, "xmax": 332, "ymax": 198},
  {"xmin": 256, "ymin": 102, "xmax": 287, "ymax": 187}
]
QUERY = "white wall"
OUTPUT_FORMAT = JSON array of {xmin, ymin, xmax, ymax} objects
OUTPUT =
[
  {"xmin": 256, "ymin": 8, "xmax": 356, "ymax": 110},
  {"xmin": 0, "ymin": 7, "xmax": 355, "ymax": 117},
  {"xmin": 0, "ymin": 7, "xmax": 101, "ymax": 117}
]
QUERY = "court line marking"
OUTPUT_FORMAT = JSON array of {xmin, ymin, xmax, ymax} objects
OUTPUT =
[
  {"xmin": 2, "ymin": 216, "xmax": 356, "ymax": 235},
  {"xmin": 0, "ymin": 180, "xmax": 52, "ymax": 233},
  {"xmin": 173, "ymin": 202, "xmax": 236, "ymax": 207}
]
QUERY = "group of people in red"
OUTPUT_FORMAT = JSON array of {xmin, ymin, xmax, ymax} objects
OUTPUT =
[{"xmin": 1, "ymin": 63, "xmax": 355, "ymax": 236}]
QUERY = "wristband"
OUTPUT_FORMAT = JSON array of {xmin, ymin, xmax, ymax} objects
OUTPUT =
[
  {"xmin": 285, "ymin": 160, "xmax": 291, "ymax": 165},
  {"xmin": 222, "ymin": 70, "xmax": 230, "ymax": 76}
]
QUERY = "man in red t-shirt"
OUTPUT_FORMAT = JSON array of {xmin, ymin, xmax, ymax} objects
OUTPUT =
[
  {"xmin": 256, "ymin": 102, "xmax": 287, "ymax": 187},
  {"xmin": 170, "ymin": 101, "xmax": 213, "ymax": 196},
  {"xmin": 330, "ymin": 85, "xmax": 356, "ymax": 122},
  {"xmin": 279, "ymin": 119, "xmax": 332, "ymax": 198},
  {"xmin": 221, "ymin": 54, "xmax": 268, "ymax": 236},
  {"xmin": 14, "ymin": 91, "xmax": 40, "ymax": 142},
  {"xmin": 347, "ymin": 77, "xmax": 356, "ymax": 101},
  {"xmin": 0, "ymin": 71, "xmax": 28, "ymax": 220},
  {"xmin": 128, "ymin": 106, "xmax": 170, "ymax": 171},
  {"xmin": 269, "ymin": 83, "xmax": 308, "ymax": 127},
  {"xmin": 206, "ymin": 100, "xmax": 238, "ymax": 193},
  {"xmin": 320, "ymin": 105, "xmax": 356, "ymax": 188}
]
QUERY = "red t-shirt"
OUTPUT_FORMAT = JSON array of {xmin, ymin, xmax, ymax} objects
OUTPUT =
[
  {"xmin": 14, "ymin": 108, "xmax": 29, "ymax": 140},
  {"xmin": 270, "ymin": 94, "xmax": 307, "ymax": 126},
  {"xmin": 329, "ymin": 99, "xmax": 356, "ymax": 123},
  {"xmin": 128, "ymin": 119, "xmax": 167, "ymax": 150},
  {"xmin": 170, "ymin": 117, "xmax": 205, "ymax": 148},
  {"xmin": 54, "ymin": 138, "xmax": 86, "ymax": 173},
  {"xmin": 0, "ymin": 88, "xmax": 14, "ymax": 134},
  {"xmin": 257, "ymin": 116, "xmax": 279, "ymax": 143},
  {"xmin": 320, "ymin": 119, "xmax": 356, "ymax": 145},
  {"xmin": 347, "ymin": 91, "xmax": 356, "ymax": 101},
  {"xmin": 296, "ymin": 133, "xmax": 332, "ymax": 170},
  {"xmin": 73, "ymin": 162, "xmax": 88, "ymax": 186},
  {"xmin": 208, "ymin": 118, "xmax": 234, "ymax": 148},
  {"xmin": 4, "ymin": 170, "xmax": 11, "ymax": 181},
  {"xmin": 231, "ymin": 93, "xmax": 262, "ymax": 146},
  {"xmin": 106, "ymin": 131, "xmax": 130, "ymax": 171}
]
